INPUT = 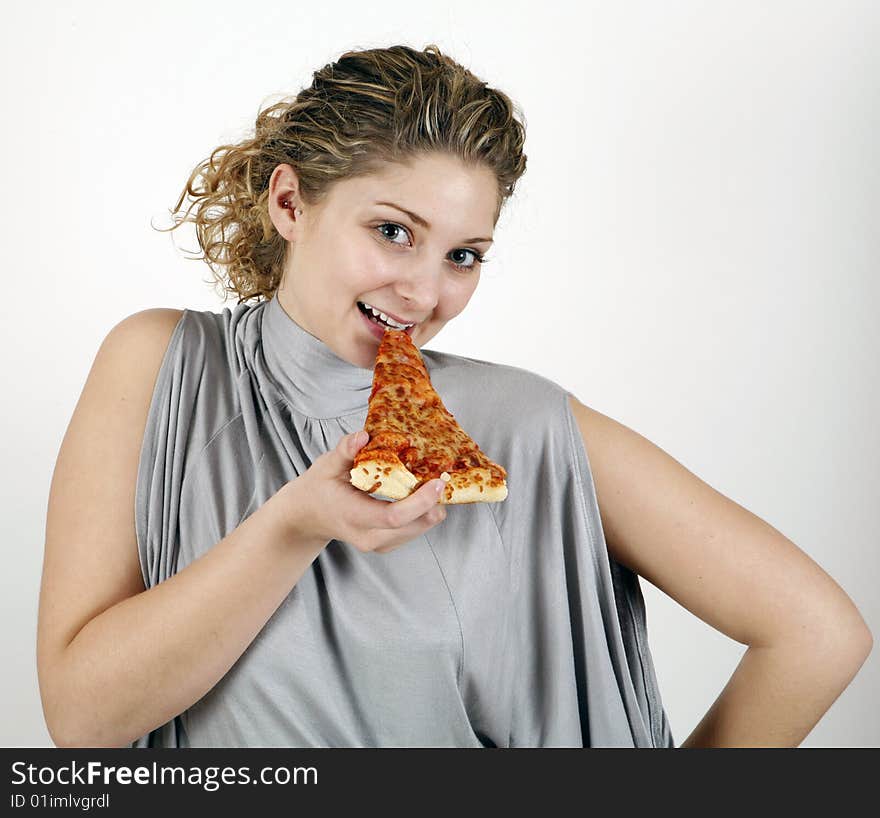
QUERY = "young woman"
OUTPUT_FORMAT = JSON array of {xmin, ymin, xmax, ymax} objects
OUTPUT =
[{"xmin": 37, "ymin": 43, "xmax": 871, "ymax": 748}]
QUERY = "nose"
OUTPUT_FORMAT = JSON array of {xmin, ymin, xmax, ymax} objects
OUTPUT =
[{"xmin": 392, "ymin": 264, "xmax": 442, "ymax": 317}]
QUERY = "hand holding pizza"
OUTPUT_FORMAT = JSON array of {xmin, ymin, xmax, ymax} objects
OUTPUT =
[{"xmin": 283, "ymin": 429, "xmax": 448, "ymax": 555}]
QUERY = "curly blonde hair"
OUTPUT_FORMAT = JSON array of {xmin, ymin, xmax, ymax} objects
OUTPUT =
[{"xmin": 154, "ymin": 43, "xmax": 528, "ymax": 304}]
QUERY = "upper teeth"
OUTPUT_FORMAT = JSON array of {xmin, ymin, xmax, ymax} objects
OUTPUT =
[{"xmin": 360, "ymin": 302, "xmax": 414, "ymax": 329}]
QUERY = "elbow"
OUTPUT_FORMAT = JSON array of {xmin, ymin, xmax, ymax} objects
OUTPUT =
[
  {"xmin": 772, "ymin": 597, "xmax": 873, "ymax": 665},
  {"xmin": 52, "ymin": 730, "xmax": 86, "ymax": 750},
  {"xmin": 45, "ymin": 712, "xmax": 84, "ymax": 750},
  {"xmin": 39, "ymin": 670, "xmax": 84, "ymax": 748},
  {"xmin": 51, "ymin": 722, "xmax": 131, "ymax": 749},
  {"xmin": 812, "ymin": 609, "xmax": 872, "ymax": 668},
  {"xmin": 42, "ymin": 691, "xmax": 124, "ymax": 749},
  {"xmin": 39, "ymin": 653, "xmax": 133, "ymax": 748},
  {"xmin": 48, "ymin": 708, "xmax": 134, "ymax": 748},
  {"xmin": 46, "ymin": 723, "xmax": 70, "ymax": 750},
  {"xmin": 851, "ymin": 620, "xmax": 873, "ymax": 663},
  {"xmin": 838, "ymin": 622, "xmax": 872, "ymax": 682},
  {"xmin": 835, "ymin": 605, "xmax": 873, "ymax": 663},
  {"xmin": 43, "ymin": 704, "xmax": 88, "ymax": 749},
  {"xmin": 39, "ymin": 681, "xmax": 73, "ymax": 748}
]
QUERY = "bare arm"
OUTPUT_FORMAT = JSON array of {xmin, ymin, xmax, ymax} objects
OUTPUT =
[
  {"xmin": 53, "ymin": 480, "xmax": 324, "ymax": 748},
  {"xmin": 567, "ymin": 394, "xmax": 872, "ymax": 747},
  {"xmin": 679, "ymin": 639, "xmax": 870, "ymax": 748}
]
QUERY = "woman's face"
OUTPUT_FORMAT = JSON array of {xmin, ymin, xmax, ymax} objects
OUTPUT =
[{"xmin": 268, "ymin": 153, "xmax": 499, "ymax": 369}]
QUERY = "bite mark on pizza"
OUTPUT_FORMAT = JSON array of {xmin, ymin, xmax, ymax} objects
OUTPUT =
[{"xmin": 349, "ymin": 328, "xmax": 508, "ymax": 505}]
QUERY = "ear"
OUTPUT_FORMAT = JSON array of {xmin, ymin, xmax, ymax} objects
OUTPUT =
[{"xmin": 267, "ymin": 164, "xmax": 303, "ymax": 239}]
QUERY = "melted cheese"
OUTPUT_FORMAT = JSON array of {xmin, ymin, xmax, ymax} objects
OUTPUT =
[{"xmin": 352, "ymin": 329, "xmax": 508, "ymax": 493}]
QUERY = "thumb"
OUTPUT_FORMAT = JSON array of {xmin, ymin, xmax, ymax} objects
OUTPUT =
[
  {"xmin": 329, "ymin": 430, "xmax": 367, "ymax": 475},
  {"xmin": 344, "ymin": 429, "xmax": 369, "ymax": 456}
]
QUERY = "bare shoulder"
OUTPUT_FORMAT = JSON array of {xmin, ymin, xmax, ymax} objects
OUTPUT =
[
  {"xmin": 566, "ymin": 393, "xmax": 872, "ymax": 652},
  {"xmin": 100, "ymin": 307, "xmax": 187, "ymax": 400},
  {"xmin": 85, "ymin": 307, "xmax": 186, "ymax": 414},
  {"xmin": 107, "ymin": 307, "xmax": 185, "ymax": 350},
  {"xmin": 38, "ymin": 307, "xmax": 185, "ymax": 744}
]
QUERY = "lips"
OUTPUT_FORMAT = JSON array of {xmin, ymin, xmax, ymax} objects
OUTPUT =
[
  {"xmin": 375, "ymin": 306, "xmax": 416, "ymax": 326},
  {"xmin": 357, "ymin": 300, "xmax": 420, "ymax": 327},
  {"xmin": 357, "ymin": 301, "xmax": 418, "ymax": 335},
  {"xmin": 358, "ymin": 304, "xmax": 417, "ymax": 337}
]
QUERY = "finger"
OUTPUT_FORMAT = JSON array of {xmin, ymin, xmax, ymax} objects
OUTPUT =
[
  {"xmin": 349, "ymin": 478, "xmax": 445, "ymax": 533},
  {"xmin": 378, "ymin": 479, "xmax": 447, "ymax": 529},
  {"xmin": 330, "ymin": 430, "xmax": 369, "ymax": 472},
  {"xmin": 371, "ymin": 503, "xmax": 447, "ymax": 553},
  {"xmin": 350, "ymin": 429, "xmax": 369, "ymax": 453}
]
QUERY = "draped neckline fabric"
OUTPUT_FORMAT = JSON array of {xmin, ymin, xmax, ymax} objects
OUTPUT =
[{"xmin": 261, "ymin": 293, "xmax": 375, "ymax": 418}]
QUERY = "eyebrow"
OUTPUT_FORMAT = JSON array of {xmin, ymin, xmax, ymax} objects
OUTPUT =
[{"xmin": 373, "ymin": 201, "xmax": 494, "ymax": 245}]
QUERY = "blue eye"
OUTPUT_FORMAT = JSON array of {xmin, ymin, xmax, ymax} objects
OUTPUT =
[
  {"xmin": 376, "ymin": 223, "xmax": 409, "ymax": 245},
  {"xmin": 375, "ymin": 222, "xmax": 488, "ymax": 272}
]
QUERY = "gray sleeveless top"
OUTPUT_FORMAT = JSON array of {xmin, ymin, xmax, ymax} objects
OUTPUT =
[{"xmin": 129, "ymin": 294, "xmax": 675, "ymax": 748}]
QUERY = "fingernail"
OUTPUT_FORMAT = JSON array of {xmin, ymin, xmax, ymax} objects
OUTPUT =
[{"xmin": 434, "ymin": 481, "xmax": 445, "ymax": 495}]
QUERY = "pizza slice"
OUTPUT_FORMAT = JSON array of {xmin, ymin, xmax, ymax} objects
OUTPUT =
[{"xmin": 349, "ymin": 327, "xmax": 508, "ymax": 504}]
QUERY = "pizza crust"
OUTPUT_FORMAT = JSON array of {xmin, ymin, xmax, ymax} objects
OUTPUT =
[
  {"xmin": 349, "ymin": 459, "xmax": 418, "ymax": 500},
  {"xmin": 350, "ymin": 460, "xmax": 508, "ymax": 505},
  {"xmin": 436, "ymin": 468, "xmax": 508, "ymax": 504}
]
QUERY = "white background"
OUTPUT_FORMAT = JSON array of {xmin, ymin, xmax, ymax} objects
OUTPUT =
[{"xmin": 2, "ymin": 0, "xmax": 877, "ymax": 747}]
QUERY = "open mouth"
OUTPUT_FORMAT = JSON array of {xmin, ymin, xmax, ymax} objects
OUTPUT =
[{"xmin": 357, "ymin": 301, "xmax": 416, "ymax": 335}]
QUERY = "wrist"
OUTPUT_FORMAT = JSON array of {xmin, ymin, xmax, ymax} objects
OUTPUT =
[{"xmin": 266, "ymin": 478, "xmax": 328, "ymax": 555}]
